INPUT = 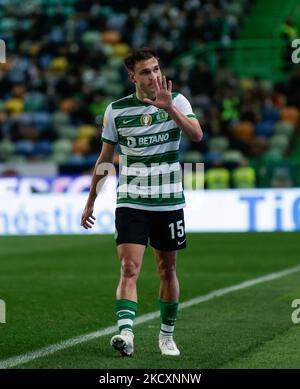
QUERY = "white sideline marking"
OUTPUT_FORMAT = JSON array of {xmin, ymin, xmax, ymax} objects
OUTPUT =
[{"xmin": 1, "ymin": 264, "xmax": 300, "ymax": 369}]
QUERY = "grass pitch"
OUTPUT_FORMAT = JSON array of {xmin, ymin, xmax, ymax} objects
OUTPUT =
[{"xmin": 0, "ymin": 232, "xmax": 300, "ymax": 368}]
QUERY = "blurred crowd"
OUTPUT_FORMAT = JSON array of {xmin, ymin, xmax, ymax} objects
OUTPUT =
[{"xmin": 0, "ymin": 0, "xmax": 299, "ymax": 188}]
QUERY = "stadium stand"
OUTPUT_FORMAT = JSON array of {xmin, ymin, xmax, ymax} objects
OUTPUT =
[{"xmin": 0, "ymin": 0, "xmax": 300, "ymax": 188}]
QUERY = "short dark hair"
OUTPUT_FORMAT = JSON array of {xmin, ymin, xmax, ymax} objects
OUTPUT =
[{"xmin": 124, "ymin": 47, "xmax": 159, "ymax": 72}]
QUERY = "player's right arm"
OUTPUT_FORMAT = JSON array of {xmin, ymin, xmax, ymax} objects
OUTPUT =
[
  {"xmin": 81, "ymin": 103, "xmax": 118, "ymax": 229},
  {"xmin": 81, "ymin": 142, "xmax": 115, "ymax": 229}
]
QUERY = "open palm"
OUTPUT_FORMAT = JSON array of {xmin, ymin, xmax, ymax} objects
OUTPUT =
[{"xmin": 143, "ymin": 76, "xmax": 173, "ymax": 110}]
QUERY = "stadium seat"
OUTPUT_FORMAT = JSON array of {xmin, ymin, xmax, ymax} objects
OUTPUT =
[
  {"xmin": 101, "ymin": 30, "xmax": 121, "ymax": 45},
  {"xmin": 182, "ymin": 150, "xmax": 203, "ymax": 163},
  {"xmin": 50, "ymin": 57, "xmax": 69, "ymax": 72},
  {"xmin": 52, "ymin": 111, "xmax": 70, "ymax": 128},
  {"xmin": 0, "ymin": 140, "xmax": 15, "ymax": 161},
  {"xmin": 52, "ymin": 139, "xmax": 72, "ymax": 155},
  {"xmin": 60, "ymin": 99, "xmax": 76, "ymax": 113},
  {"xmin": 72, "ymin": 138, "xmax": 91, "ymax": 155},
  {"xmin": 4, "ymin": 98, "xmax": 24, "ymax": 114},
  {"xmin": 273, "ymin": 121, "xmax": 294, "ymax": 136},
  {"xmin": 204, "ymin": 151, "xmax": 223, "ymax": 164},
  {"xmin": 232, "ymin": 165, "xmax": 256, "ymax": 188},
  {"xmin": 24, "ymin": 93, "xmax": 46, "ymax": 112},
  {"xmin": 269, "ymin": 134, "xmax": 290, "ymax": 153},
  {"xmin": 34, "ymin": 141, "xmax": 52, "ymax": 157},
  {"xmin": 222, "ymin": 150, "xmax": 244, "ymax": 164},
  {"xmin": 255, "ymin": 121, "xmax": 274, "ymax": 138},
  {"xmin": 280, "ymin": 107, "xmax": 299, "ymax": 128},
  {"xmin": 232, "ymin": 121, "xmax": 254, "ymax": 143},
  {"xmin": 270, "ymin": 166, "xmax": 293, "ymax": 188},
  {"xmin": 51, "ymin": 139, "xmax": 72, "ymax": 163},
  {"xmin": 31, "ymin": 112, "xmax": 51, "ymax": 132},
  {"xmin": 248, "ymin": 136, "xmax": 268, "ymax": 157},
  {"xmin": 15, "ymin": 140, "xmax": 35, "ymax": 157},
  {"xmin": 77, "ymin": 125, "xmax": 97, "ymax": 140},
  {"xmin": 263, "ymin": 148, "xmax": 284, "ymax": 163},
  {"xmin": 56, "ymin": 125, "xmax": 77, "ymax": 141},
  {"xmin": 225, "ymin": 2, "xmax": 243, "ymax": 18},
  {"xmin": 51, "ymin": 152, "xmax": 68, "ymax": 164},
  {"xmin": 112, "ymin": 43, "xmax": 130, "ymax": 58},
  {"xmin": 208, "ymin": 136, "xmax": 229, "ymax": 152},
  {"xmin": 81, "ymin": 31, "xmax": 101, "ymax": 47},
  {"xmin": 11, "ymin": 84, "xmax": 26, "ymax": 99},
  {"xmin": 261, "ymin": 105, "xmax": 280, "ymax": 123},
  {"xmin": 205, "ymin": 167, "xmax": 230, "ymax": 189}
]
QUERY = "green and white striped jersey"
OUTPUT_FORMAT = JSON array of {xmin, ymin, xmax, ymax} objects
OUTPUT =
[{"xmin": 101, "ymin": 92, "xmax": 196, "ymax": 211}]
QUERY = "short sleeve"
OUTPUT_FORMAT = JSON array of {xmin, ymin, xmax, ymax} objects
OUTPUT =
[
  {"xmin": 101, "ymin": 104, "xmax": 118, "ymax": 145},
  {"xmin": 174, "ymin": 93, "xmax": 196, "ymax": 119}
]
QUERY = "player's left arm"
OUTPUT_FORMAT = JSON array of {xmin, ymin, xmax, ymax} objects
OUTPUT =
[
  {"xmin": 143, "ymin": 76, "xmax": 203, "ymax": 142},
  {"xmin": 166, "ymin": 103, "xmax": 203, "ymax": 142}
]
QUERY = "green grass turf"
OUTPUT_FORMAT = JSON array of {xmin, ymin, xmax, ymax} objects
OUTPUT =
[{"xmin": 0, "ymin": 232, "xmax": 300, "ymax": 368}]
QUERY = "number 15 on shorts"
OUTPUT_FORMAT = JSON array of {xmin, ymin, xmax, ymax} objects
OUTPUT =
[{"xmin": 168, "ymin": 220, "xmax": 184, "ymax": 239}]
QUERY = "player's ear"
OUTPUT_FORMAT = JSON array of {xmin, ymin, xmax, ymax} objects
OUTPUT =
[{"xmin": 128, "ymin": 71, "xmax": 136, "ymax": 84}]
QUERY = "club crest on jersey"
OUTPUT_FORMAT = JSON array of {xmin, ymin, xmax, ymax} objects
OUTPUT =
[
  {"xmin": 140, "ymin": 114, "xmax": 152, "ymax": 126},
  {"xmin": 156, "ymin": 109, "xmax": 168, "ymax": 122}
]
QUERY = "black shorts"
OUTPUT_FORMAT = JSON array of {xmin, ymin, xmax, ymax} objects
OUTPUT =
[{"xmin": 115, "ymin": 207, "xmax": 186, "ymax": 251}]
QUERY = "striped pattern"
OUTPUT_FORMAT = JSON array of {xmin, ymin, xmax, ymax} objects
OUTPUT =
[
  {"xmin": 102, "ymin": 92, "xmax": 196, "ymax": 210},
  {"xmin": 160, "ymin": 323, "xmax": 175, "ymax": 337},
  {"xmin": 116, "ymin": 300, "xmax": 137, "ymax": 333},
  {"xmin": 120, "ymin": 150, "xmax": 179, "ymax": 166},
  {"xmin": 116, "ymin": 309, "xmax": 135, "ymax": 333}
]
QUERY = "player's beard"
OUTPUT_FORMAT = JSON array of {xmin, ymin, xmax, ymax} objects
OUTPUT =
[{"xmin": 144, "ymin": 84, "xmax": 156, "ymax": 100}]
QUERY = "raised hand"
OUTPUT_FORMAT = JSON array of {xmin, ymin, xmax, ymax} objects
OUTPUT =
[{"xmin": 143, "ymin": 76, "xmax": 173, "ymax": 110}]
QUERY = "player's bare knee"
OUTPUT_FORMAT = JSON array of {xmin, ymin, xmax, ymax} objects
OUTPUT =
[{"xmin": 121, "ymin": 259, "xmax": 140, "ymax": 279}]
